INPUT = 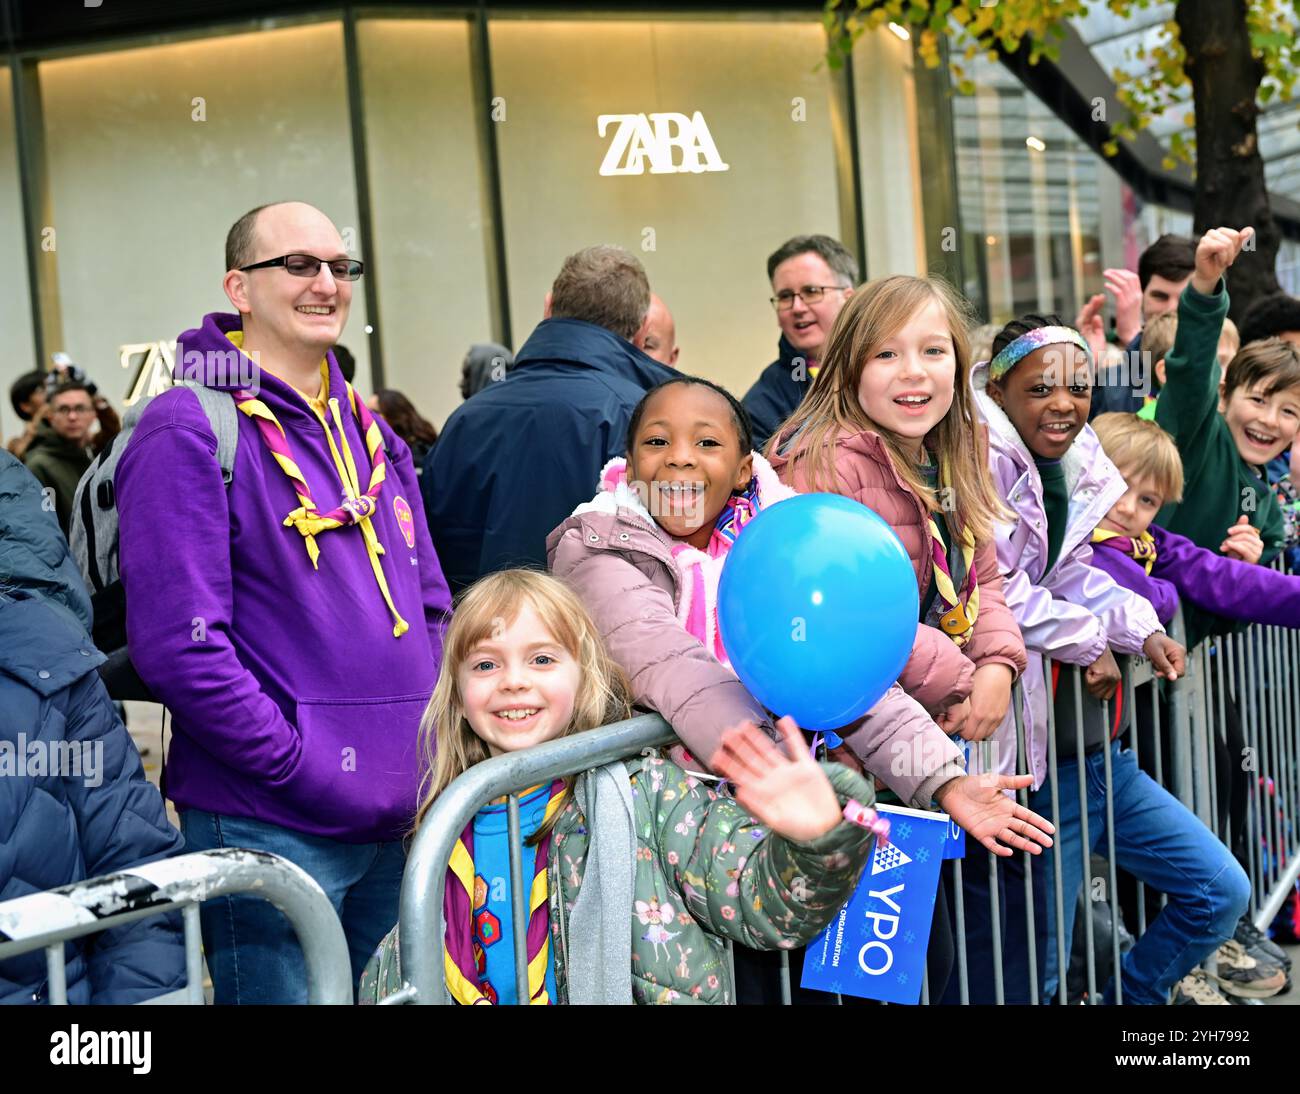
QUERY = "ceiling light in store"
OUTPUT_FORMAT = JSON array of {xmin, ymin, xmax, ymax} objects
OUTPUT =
[
  {"xmin": 888, "ymin": 23, "xmax": 911, "ymax": 41},
  {"xmin": 986, "ymin": 235, "xmax": 998, "ymax": 246},
  {"xmin": 1025, "ymin": 135, "xmax": 1046, "ymax": 152}
]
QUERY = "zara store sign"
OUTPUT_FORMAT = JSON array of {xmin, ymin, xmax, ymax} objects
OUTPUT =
[{"xmin": 597, "ymin": 111, "xmax": 729, "ymax": 176}]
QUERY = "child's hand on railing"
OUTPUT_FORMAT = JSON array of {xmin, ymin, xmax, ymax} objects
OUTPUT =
[
  {"xmin": 933, "ymin": 773, "xmax": 1055, "ymax": 857},
  {"xmin": 1084, "ymin": 647, "xmax": 1123, "ymax": 699},
  {"xmin": 962, "ymin": 663, "xmax": 1014, "ymax": 741},
  {"xmin": 710, "ymin": 717, "xmax": 843, "ymax": 842},
  {"xmin": 1143, "ymin": 633, "xmax": 1186, "ymax": 681}
]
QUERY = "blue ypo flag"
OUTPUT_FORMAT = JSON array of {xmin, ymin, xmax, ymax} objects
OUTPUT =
[{"xmin": 800, "ymin": 803, "xmax": 950, "ymax": 1004}]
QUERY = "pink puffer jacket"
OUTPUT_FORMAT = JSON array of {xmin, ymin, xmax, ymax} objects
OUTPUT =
[
  {"xmin": 546, "ymin": 453, "xmax": 965, "ymax": 807},
  {"xmin": 769, "ymin": 429, "xmax": 1028, "ymax": 713}
]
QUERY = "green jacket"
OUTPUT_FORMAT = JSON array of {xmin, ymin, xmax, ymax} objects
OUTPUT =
[
  {"xmin": 359, "ymin": 753, "xmax": 879, "ymax": 1005},
  {"xmin": 1154, "ymin": 280, "xmax": 1284, "ymax": 647},
  {"xmin": 21, "ymin": 420, "xmax": 91, "ymax": 536}
]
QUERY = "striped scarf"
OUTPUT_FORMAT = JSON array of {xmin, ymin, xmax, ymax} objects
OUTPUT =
[
  {"xmin": 670, "ymin": 477, "xmax": 764, "ymax": 669},
  {"xmin": 922, "ymin": 460, "xmax": 979, "ymax": 646},
  {"xmin": 443, "ymin": 781, "xmax": 568, "ymax": 1005},
  {"xmin": 668, "ymin": 467, "xmax": 795, "ymax": 670},
  {"xmin": 1091, "ymin": 527, "xmax": 1158, "ymax": 575},
  {"xmin": 228, "ymin": 342, "xmax": 408, "ymax": 637}
]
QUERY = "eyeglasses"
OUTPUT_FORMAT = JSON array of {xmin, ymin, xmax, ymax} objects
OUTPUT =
[
  {"xmin": 52, "ymin": 404, "xmax": 94, "ymax": 417},
  {"xmin": 770, "ymin": 285, "xmax": 846, "ymax": 312},
  {"xmin": 239, "ymin": 253, "xmax": 364, "ymax": 281}
]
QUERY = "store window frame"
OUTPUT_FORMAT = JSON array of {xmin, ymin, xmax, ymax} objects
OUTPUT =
[{"xmin": 1, "ymin": 2, "xmax": 902, "ymax": 384}]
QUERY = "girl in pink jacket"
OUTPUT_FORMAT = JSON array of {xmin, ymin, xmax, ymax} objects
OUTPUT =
[{"xmin": 769, "ymin": 275, "xmax": 1028, "ymax": 745}]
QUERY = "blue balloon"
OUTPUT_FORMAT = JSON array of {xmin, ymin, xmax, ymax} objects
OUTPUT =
[{"xmin": 718, "ymin": 493, "xmax": 918, "ymax": 732}]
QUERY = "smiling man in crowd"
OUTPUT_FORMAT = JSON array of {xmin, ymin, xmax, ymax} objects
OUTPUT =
[
  {"xmin": 116, "ymin": 201, "xmax": 451, "ymax": 1003},
  {"xmin": 742, "ymin": 234, "xmax": 857, "ymax": 450}
]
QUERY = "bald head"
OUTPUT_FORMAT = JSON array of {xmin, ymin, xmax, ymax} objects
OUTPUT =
[
  {"xmin": 225, "ymin": 201, "xmax": 339, "ymax": 272},
  {"xmin": 222, "ymin": 201, "xmax": 352, "ymax": 362},
  {"xmin": 635, "ymin": 293, "xmax": 679, "ymax": 368}
]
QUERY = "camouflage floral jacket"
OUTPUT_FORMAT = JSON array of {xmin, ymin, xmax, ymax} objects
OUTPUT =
[{"xmin": 358, "ymin": 753, "xmax": 878, "ymax": 1004}]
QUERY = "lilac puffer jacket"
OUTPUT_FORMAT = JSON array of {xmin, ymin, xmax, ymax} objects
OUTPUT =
[
  {"xmin": 546, "ymin": 453, "xmax": 965, "ymax": 807},
  {"xmin": 972, "ymin": 363, "xmax": 1164, "ymax": 788}
]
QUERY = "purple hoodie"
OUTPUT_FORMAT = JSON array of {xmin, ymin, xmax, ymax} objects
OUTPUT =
[
  {"xmin": 1091, "ymin": 523, "xmax": 1300, "ymax": 628},
  {"xmin": 116, "ymin": 313, "xmax": 451, "ymax": 842}
]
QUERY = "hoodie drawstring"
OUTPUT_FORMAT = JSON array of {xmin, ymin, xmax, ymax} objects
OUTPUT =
[{"xmin": 231, "ymin": 380, "xmax": 409, "ymax": 638}]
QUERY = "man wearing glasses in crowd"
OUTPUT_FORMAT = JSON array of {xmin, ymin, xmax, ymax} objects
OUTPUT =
[
  {"xmin": 741, "ymin": 234, "xmax": 858, "ymax": 451},
  {"xmin": 21, "ymin": 380, "xmax": 101, "ymax": 535},
  {"xmin": 115, "ymin": 201, "xmax": 451, "ymax": 1003}
]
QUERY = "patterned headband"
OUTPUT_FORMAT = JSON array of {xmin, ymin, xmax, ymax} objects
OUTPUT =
[{"xmin": 988, "ymin": 325, "xmax": 1094, "ymax": 383}]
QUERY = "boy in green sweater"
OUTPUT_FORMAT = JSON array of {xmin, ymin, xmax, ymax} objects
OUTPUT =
[{"xmin": 1154, "ymin": 226, "xmax": 1300, "ymax": 645}]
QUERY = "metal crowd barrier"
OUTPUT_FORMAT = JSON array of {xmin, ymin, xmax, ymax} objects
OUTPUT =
[
  {"xmin": 10, "ymin": 601, "xmax": 1294, "ymax": 1007},
  {"xmin": 946, "ymin": 600, "xmax": 1300, "ymax": 1006},
  {"xmin": 0, "ymin": 849, "xmax": 353, "ymax": 1004},
  {"xmin": 384, "ymin": 601, "xmax": 1299, "ymax": 1006}
]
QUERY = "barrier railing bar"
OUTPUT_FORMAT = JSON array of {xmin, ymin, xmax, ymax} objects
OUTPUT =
[
  {"xmin": 1072, "ymin": 667, "xmax": 1096, "ymax": 1004},
  {"xmin": 1044, "ymin": 654, "xmax": 1067, "ymax": 1005},
  {"xmin": 1101, "ymin": 693, "xmax": 1121, "ymax": 1005},
  {"xmin": 0, "ymin": 849, "xmax": 352, "ymax": 1004},
  {"xmin": 1014, "ymin": 689, "xmax": 1038, "ymax": 1006},
  {"xmin": 1269, "ymin": 624, "xmax": 1286, "ymax": 893},
  {"xmin": 952, "ymin": 855, "xmax": 969, "ymax": 1005},
  {"xmin": 506, "ymin": 791, "xmax": 529, "ymax": 1005},
  {"xmin": 1129, "ymin": 665, "xmax": 1148, "ymax": 938}
]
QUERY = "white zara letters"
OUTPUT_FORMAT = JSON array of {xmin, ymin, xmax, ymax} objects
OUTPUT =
[{"xmin": 597, "ymin": 111, "xmax": 730, "ymax": 176}]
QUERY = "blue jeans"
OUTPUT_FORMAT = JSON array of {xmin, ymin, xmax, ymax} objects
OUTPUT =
[
  {"xmin": 180, "ymin": 809, "xmax": 406, "ymax": 1004},
  {"xmin": 1029, "ymin": 741, "xmax": 1249, "ymax": 1005}
]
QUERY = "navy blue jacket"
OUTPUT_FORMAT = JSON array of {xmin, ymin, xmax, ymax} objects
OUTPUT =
[
  {"xmin": 1089, "ymin": 331, "xmax": 1146, "ymax": 420},
  {"xmin": 421, "ymin": 318, "xmax": 676, "ymax": 590},
  {"xmin": 741, "ymin": 335, "xmax": 808, "ymax": 453},
  {"xmin": 0, "ymin": 459, "xmax": 185, "ymax": 1005},
  {"xmin": 0, "ymin": 450, "xmax": 92, "ymax": 632}
]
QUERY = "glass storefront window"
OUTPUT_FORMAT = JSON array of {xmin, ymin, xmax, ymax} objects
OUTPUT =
[
  {"xmin": 488, "ymin": 16, "xmax": 843, "ymax": 400},
  {"xmin": 355, "ymin": 17, "xmax": 493, "ymax": 430},
  {"xmin": 953, "ymin": 53, "xmax": 1103, "ymax": 326},
  {"xmin": 853, "ymin": 28, "xmax": 927, "ymax": 279},
  {"xmin": 0, "ymin": 67, "xmax": 39, "ymax": 444},
  {"xmin": 38, "ymin": 22, "xmax": 370, "ymax": 408}
]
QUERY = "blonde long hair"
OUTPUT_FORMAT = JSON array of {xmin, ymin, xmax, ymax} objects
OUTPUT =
[
  {"xmin": 770, "ymin": 274, "xmax": 1003, "ymax": 543},
  {"xmin": 413, "ymin": 569, "xmax": 633, "ymax": 833}
]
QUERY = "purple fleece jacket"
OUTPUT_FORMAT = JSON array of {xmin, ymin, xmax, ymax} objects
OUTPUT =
[
  {"xmin": 116, "ymin": 313, "xmax": 451, "ymax": 843},
  {"xmin": 1091, "ymin": 523, "xmax": 1300, "ymax": 628}
]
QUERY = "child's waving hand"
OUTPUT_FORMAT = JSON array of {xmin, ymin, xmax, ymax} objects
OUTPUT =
[
  {"xmin": 1191, "ymin": 226, "xmax": 1254, "ymax": 295},
  {"xmin": 934, "ymin": 772, "xmax": 1056, "ymax": 858},
  {"xmin": 710, "ymin": 717, "xmax": 843, "ymax": 843}
]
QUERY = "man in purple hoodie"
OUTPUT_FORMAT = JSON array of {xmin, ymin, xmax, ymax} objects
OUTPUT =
[{"xmin": 116, "ymin": 201, "xmax": 452, "ymax": 1003}]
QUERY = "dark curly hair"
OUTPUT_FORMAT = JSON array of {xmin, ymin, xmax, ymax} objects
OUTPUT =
[
  {"xmin": 990, "ymin": 312, "xmax": 1066, "ymax": 363},
  {"xmin": 625, "ymin": 376, "xmax": 752, "ymax": 456},
  {"xmin": 1240, "ymin": 293, "xmax": 1300, "ymax": 347}
]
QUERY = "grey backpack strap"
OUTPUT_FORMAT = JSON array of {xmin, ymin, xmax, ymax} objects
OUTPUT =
[{"xmin": 179, "ymin": 381, "xmax": 239, "ymax": 484}]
